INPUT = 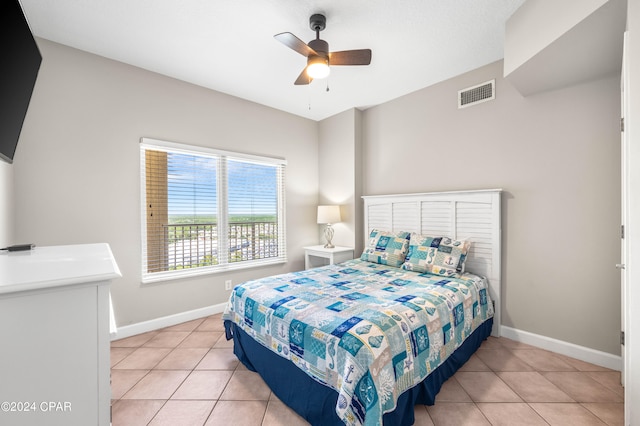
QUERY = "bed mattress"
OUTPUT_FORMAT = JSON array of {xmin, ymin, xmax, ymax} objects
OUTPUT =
[{"xmin": 222, "ymin": 259, "xmax": 494, "ymax": 425}]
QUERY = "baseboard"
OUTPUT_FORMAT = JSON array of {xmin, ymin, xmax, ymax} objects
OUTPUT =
[
  {"xmin": 112, "ymin": 308, "xmax": 622, "ymax": 371},
  {"xmin": 111, "ymin": 303, "xmax": 227, "ymax": 341},
  {"xmin": 500, "ymin": 325, "xmax": 622, "ymax": 371}
]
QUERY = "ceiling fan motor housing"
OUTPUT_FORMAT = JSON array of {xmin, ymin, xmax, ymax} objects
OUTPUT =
[{"xmin": 308, "ymin": 39, "xmax": 329, "ymax": 56}]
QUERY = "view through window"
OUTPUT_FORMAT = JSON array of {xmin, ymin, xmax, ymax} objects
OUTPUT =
[{"xmin": 140, "ymin": 138, "xmax": 286, "ymax": 282}]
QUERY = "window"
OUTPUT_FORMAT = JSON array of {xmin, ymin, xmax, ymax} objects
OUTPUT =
[{"xmin": 140, "ymin": 138, "xmax": 286, "ymax": 283}]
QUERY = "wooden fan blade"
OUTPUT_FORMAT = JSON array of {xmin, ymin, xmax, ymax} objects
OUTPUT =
[
  {"xmin": 294, "ymin": 68, "xmax": 312, "ymax": 85},
  {"xmin": 329, "ymin": 49, "xmax": 372, "ymax": 66},
  {"xmin": 274, "ymin": 32, "xmax": 318, "ymax": 57}
]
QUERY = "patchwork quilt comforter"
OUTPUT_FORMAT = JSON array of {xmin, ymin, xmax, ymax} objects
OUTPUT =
[{"xmin": 222, "ymin": 259, "xmax": 494, "ymax": 426}]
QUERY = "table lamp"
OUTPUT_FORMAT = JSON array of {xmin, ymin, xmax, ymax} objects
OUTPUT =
[{"xmin": 317, "ymin": 205, "xmax": 341, "ymax": 248}]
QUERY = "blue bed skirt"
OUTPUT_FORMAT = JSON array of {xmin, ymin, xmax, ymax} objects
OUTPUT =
[{"xmin": 224, "ymin": 317, "xmax": 493, "ymax": 426}]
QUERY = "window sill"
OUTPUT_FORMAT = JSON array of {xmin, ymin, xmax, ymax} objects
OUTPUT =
[{"xmin": 142, "ymin": 257, "xmax": 287, "ymax": 285}]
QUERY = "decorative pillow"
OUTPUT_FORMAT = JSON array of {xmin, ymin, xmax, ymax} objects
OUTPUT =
[
  {"xmin": 360, "ymin": 229, "xmax": 411, "ymax": 267},
  {"xmin": 402, "ymin": 233, "xmax": 471, "ymax": 277}
]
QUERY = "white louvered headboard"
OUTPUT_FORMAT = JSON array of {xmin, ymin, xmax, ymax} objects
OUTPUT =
[{"xmin": 362, "ymin": 189, "xmax": 502, "ymax": 336}]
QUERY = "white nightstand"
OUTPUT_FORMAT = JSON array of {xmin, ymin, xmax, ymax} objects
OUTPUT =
[{"xmin": 304, "ymin": 245, "xmax": 355, "ymax": 270}]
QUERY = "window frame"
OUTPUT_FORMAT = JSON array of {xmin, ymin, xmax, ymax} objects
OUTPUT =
[{"xmin": 140, "ymin": 138, "xmax": 287, "ymax": 284}]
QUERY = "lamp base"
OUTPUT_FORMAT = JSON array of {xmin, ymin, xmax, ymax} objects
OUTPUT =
[{"xmin": 323, "ymin": 224, "xmax": 335, "ymax": 249}]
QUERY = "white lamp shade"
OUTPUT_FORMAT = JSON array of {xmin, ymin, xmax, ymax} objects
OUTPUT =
[{"xmin": 317, "ymin": 205, "xmax": 341, "ymax": 224}]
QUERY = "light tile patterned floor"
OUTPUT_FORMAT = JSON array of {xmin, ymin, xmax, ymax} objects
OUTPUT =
[{"xmin": 111, "ymin": 313, "xmax": 624, "ymax": 425}]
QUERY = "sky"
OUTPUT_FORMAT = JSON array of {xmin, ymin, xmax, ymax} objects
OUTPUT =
[{"xmin": 167, "ymin": 153, "xmax": 278, "ymax": 217}]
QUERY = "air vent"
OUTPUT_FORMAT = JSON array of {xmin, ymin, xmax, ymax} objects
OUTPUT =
[{"xmin": 458, "ymin": 79, "xmax": 495, "ymax": 108}]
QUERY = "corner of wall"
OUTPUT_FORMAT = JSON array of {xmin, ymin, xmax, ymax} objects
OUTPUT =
[
  {"xmin": 318, "ymin": 109, "xmax": 359, "ymax": 249},
  {"xmin": 354, "ymin": 109, "xmax": 364, "ymax": 255}
]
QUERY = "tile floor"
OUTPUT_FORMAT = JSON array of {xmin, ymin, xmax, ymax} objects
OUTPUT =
[{"xmin": 111, "ymin": 313, "xmax": 624, "ymax": 425}]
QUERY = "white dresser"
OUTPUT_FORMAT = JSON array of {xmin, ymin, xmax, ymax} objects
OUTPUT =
[{"xmin": 0, "ymin": 244, "xmax": 121, "ymax": 426}]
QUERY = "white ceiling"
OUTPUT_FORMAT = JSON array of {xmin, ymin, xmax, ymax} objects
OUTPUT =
[{"xmin": 19, "ymin": 0, "xmax": 526, "ymax": 121}]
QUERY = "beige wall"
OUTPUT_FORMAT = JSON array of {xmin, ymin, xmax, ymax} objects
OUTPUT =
[
  {"xmin": 361, "ymin": 60, "xmax": 621, "ymax": 354},
  {"xmin": 12, "ymin": 39, "xmax": 319, "ymax": 327},
  {"xmin": 317, "ymin": 108, "xmax": 364, "ymax": 253},
  {"xmin": 504, "ymin": 0, "xmax": 626, "ymax": 96},
  {"xmin": 504, "ymin": 0, "xmax": 608, "ymax": 75}
]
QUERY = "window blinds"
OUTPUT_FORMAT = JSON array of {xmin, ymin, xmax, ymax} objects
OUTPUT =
[{"xmin": 140, "ymin": 138, "xmax": 286, "ymax": 282}]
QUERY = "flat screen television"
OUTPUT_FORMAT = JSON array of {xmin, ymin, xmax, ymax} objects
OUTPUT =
[{"xmin": 1, "ymin": 0, "xmax": 42, "ymax": 164}]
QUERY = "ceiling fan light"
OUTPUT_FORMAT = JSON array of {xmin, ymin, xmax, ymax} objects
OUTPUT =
[{"xmin": 307, "ymin": 57, "xmax": 330, "ymax": 79}]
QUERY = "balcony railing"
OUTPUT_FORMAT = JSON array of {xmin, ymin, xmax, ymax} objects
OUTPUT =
[{"xmin": 161, "ymin": 221, "xmax": 278, "ymax": 271}]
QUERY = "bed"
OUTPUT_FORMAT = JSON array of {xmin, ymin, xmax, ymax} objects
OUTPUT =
[{"xmin": 223, "ymin": 189, "xmax": 502, "ymax": 425}]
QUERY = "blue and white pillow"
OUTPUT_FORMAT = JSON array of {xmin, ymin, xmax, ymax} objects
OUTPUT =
[
  {"xmin": 402, "ymin": 233, "xmax": 471, "ymax": 277},
  {"xmin": 360, "ymin": 229, "xmax": 411, "ymax": 267}
]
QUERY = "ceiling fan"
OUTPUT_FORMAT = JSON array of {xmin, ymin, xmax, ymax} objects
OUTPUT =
[{"xmin": 274, "ymin": 14, "xmax": 372, "ymax": 85}]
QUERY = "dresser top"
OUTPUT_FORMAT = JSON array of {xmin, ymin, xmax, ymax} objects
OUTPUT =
[{"xmin": 0, "ymin": 243, "xmax": 121, "ymax": 295}]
